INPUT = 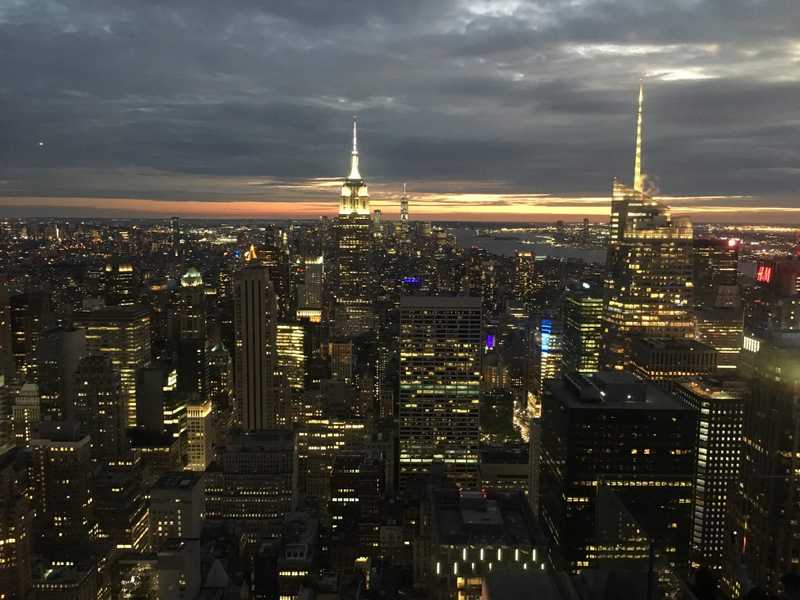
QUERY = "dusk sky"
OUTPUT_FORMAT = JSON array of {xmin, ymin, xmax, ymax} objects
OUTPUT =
[{"xmin": 0, "ymin": 0, "xmax": 799, "ymax": 222}]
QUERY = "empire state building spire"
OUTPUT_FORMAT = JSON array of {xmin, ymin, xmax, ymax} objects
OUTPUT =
[
  {"xmin": 340, "ymin": 116, "xmax": 369, "ymax": 215},
  {"xmin": 348, "ymin": 116, "xmax": 361, "ymax": 181},
  {"xmin": 633, "ymin": 81, "xmax": 644, "ymax": 193}
]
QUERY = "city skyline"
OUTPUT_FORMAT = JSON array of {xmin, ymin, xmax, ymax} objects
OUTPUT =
[{"xmin": 0, "ymin": 0, "xmax": 799, "ymax": 222}]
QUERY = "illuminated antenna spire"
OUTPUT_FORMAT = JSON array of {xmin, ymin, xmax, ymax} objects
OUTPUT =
[
  {"xmin": 403, "ymin": 182, "xmax": 407, "ymax": 196},
  {"xmin": 348, "ymin": 115, "xmax": 361, "ymax": 180},
  {"xmin": 633, "ymin": 81, "xmax": 644, "ymax": 193}
]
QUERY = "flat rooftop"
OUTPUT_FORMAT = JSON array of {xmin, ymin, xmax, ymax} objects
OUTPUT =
[
  {"xmin": 400, "ymin": 295, "xmax": 482, "ymax": 308},
  {"xmin": 153, "ymin": 470, "xmax": 204, "ymax": 491},
  {"xmin": 432, "ymin": 487, "xmax": 538, "ymax": 547},
  {"xmin": 553, "ymin": 372, "xmax": 685, "ymax": 411}
]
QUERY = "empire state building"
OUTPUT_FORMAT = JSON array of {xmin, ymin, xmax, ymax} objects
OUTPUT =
[{"xmin": 333, "ymin": 117, "xmax": 375, "ymax": 335}]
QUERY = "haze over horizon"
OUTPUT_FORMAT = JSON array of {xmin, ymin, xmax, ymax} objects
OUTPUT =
[{"xmin": 1, "ymin": 0, "xmax": 799, "ymax": 222}]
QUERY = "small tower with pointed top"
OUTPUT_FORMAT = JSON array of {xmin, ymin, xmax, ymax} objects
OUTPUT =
[{"xmin": 340, "ymin": 116, "xmax": 370, "ymax": 215}]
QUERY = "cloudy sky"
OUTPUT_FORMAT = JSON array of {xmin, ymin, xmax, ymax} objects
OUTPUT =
[{"xmin": 0, "ymin": 0, "xmax": 799, "ymax": 221}]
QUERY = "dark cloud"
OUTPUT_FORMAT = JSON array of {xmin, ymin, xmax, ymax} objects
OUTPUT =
[{"xmin": 0, "ymin": 0, "xmax": 799, "ymax": 215}]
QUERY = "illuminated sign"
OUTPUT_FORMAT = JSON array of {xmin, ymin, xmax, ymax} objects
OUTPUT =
[
  {"xmin": 756, "ymin": 264, "xmax": 773, "ymax": 284},
  {"xmin": 485, "ymin": 334, "xmax": 495, "ymax": 351},
  {"xmin": 401, "ymin": 276, "xmax": 421, "ymax": 285}
]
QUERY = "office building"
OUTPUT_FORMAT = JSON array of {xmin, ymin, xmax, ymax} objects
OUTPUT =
[
  {"xmin": 693, "ymin": 238, "xmax": 740, "ymax": 309},
  {"xmin": 186, "ymin": 397, "xmax": 213, "ymax": 471},
  {"xmin": 103, "ymin": 259, "xmax": 136, "ymax": 306},
  {"xmin": 234, "ymin": 254, "xmax": 280, "ymax": 429},
  {"xmin": 530, "ymin": 315, "xmax": 563, "ymax": 405},
  {"xmin": 296, "ymin": 417, "xmax": 366, "ymax": 506},
  {"xmin": 399, "ymin": 296, "xmax": 482, "ymax": 487},
  {"xmin": 30, "ymin": 423, "xmax": 96, "ymax": 550},
  {"xmin": 297, "ymin": 255, "xmax": 323, "ymax": 323},
  {"xmin": 74, "ymin": 354, "xmax": 126, "ymax": 462},
  {"xmin": 514, "ymin": 250, "xmax": 538, "ymax": 306},
  {"xmin": 334, "ymin": 117, "xmax": 374, "ymax": 335},
  {"xmin": 561, "ymin": 283, "xmax": 603, "ymax": 375},
  {"xmin": 10, "ymin": 288, "xmax": 50, "ymax": 381},
  {"xmin": 540, "ymin": 372, "xmax": 696, "ymax": 572},
  {"xmin": 150, "ymin": 471, "xmax": 205, "ymax": 550},
  {"xmin": 0, "ymin": 275, "xmax": 16, "ymax": 378},
  {"xmin": 276, "ymin": 323, "xmax": 306, "ymax": 423},
  {"xmin": 12, "ymin": 382, "xmax": 40, "ymax": 447},
  {"xmin": 416, "ymin": 480, "xmax": 548, "ymax": 600},
  {"xmin": 277, "ymin": 512, "xmax": 320, "ymax": 600},
  {"xmin": 37, "ymin": 325, "xmax": 86, "ymax": 420},
  {"xmin": 674, "ymin": 377, "xmax": 745, "ymax": 574},
  {"xmin": 93, "ymin": 459, "xmax": 149, "ymax": 551},
  {"xmin": 176, "ymin": 266, "xmax": 207, "ymax": 396},
  {"xmin": 630, "ymin": 337, "xmax": 718, "ymax": 384},
  {"xmin": 205, "ymin": 429, "xmax": 297, "ymax": 539},
  {"xmin": 136, "ymin": 364, "xmax": 187, "ymax": 439},
  {"xmin": 0, "ymin": 446, "xmax": 33, "ymax": 600},
  {"xmin": 75, "ymin": 304, "xmax": 151, "ymax": 429},
  {"xmin": 735, "ymin": 333, "xmax": 800, "ymax": 594},
  {"xmin": 329, "ymin": 339, "xmax": 353, "ymax": 383},
  {"xmin": 206, "ymin": 340, "xmax": 232, "ymax": 406}
]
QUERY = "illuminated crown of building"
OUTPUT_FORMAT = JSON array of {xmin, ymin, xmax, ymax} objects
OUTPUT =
[
  {"xmin": 180, "ymin": 266, "xmax": 203, "ymax": 287},
  {"xmin": 244, "ymin": 243, "xmax": 259, "ymax": 262},
  {"xmin": 340, "ymin": 116, "xmax": 370, "ymax": 216}
]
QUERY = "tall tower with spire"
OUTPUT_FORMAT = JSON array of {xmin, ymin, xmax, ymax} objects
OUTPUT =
[
  {"xmin": 400, "ymin": 183, "xmax": 409, "ymax": 223},
  {"xmin": 602, "ymin": 83, "xmax": 694, "ymax": 369},
  {"xmin": 334, "ymin": 117, "xmax": 375, "ymax": 335},
  {"xmin": 399, "ymin": 182, "xmax": 410, "ymax": 245},
  {"xmin": 340, "ymin": 117, "xmax": 370, "ymax": 216}
]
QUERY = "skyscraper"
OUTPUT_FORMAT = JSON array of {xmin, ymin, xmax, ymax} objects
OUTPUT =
[
  {"xmin": 694, "ymin": 238, "xmax": 743, "ymax": 371},
  {"xmin": 561, "ymin": 282, "xmax": 603, "ymax": 375},
  {"xmin": 399, "ymin": 182, "xmax": 410, "ymax": 243},
  {"xmin": 12, "ymin": 382, "xmax": 40, "ymax": 447},
  {"xmin": 176, "ymin": 266, "xmax": 207, "ymax": 396},
  {"xmin": 37, "ymin": 325, "xmax": 86, "ymax": 421},
  {"xmin": 204, "ymin": 429, "xmax": 297, "ymax": 540},
  {"xmin": 0, "ymin": 275, "xmax": 15, "ymax": 379},
  {"xmin": 530, "ymin": 314, "xmax": 563, "ymax": 406},
  {"xmin": 276, "ymin": 323, "xmax": 306, "ymax": 423},
  {"xmin": 186, "ymin": 398, "xmax": 213, "ymax": 471},
  {"xmin": 10, "ymin": 288, "xmax": 50, "ymax": 381},
  {"xmin": 674, "ymin": 377, "xmax": 744, "ymax": 574},
  {"xmin": 206, "ymin": 341, "xmax": 232, "ymax": 407},
  {"xmin": 74, "ymin": 305, "xmax": 151, "ymax": 429},
  {"xmin": 0, "ymin": 446, "xmax": 32, "ymax": 599},
  {"xmin": 603, "ymin": 84, "xmax": 694, "ymax": 369},
  {"xmin": 398, "ymin": 296, "xmax": 482, "ymax": 488},
  {"xmin": 735, "ymin": 333, "xmax": 800, "ymax": 594},
  {"xmin": 540, "ymin": 372, "xmax": 696, "ymax": 572},
  {"xmin": 514, "ymin": 250, "xmax": 538, "ymax": 307},
  {"xmin": 103, "ymin": 259, "xmax": 136, "ymax": 306},
  {"xmin": 296, "ymin": 255, "xmax": 323, "ymax": 323},
  {"xmin": 136, "ymin": 364, "xmax": 186, "ymax": 439},
  {"xmin": 170, "ymin": 216, "xmax": 181, "ymax": 258},
  {"xmin": 74, "ymin": 355, "xmax": 126, "ymax": 462},
  {"xmin": 234, "ymin": 253, "xmax": 279, "ymax": 430},
  {"xmin": 334, "ymin": 117, "xmax": 374, "ymax": 335},
  {"xmin": 30, "ymin": 423, "xmax": 96, "ymax": 550}
]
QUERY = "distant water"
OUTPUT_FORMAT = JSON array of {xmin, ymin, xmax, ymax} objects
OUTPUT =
[{"xmin": 450, "ymin": 228, "xmax": 606, "ymax": 263}]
